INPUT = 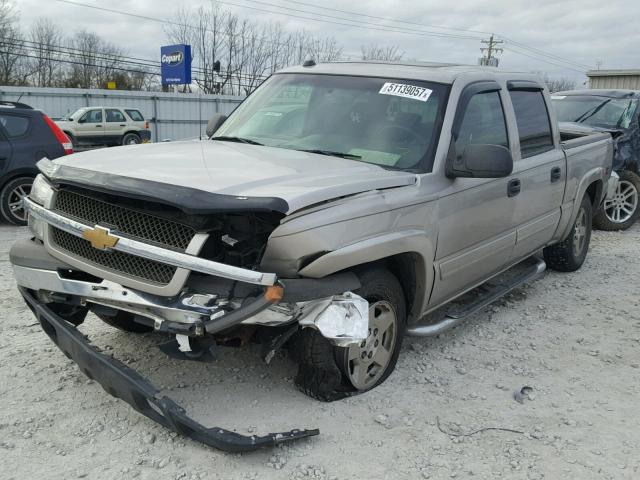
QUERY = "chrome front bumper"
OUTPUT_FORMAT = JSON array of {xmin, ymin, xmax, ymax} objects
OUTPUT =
[{"xmin": 13, "ymin": 263, "xmax": 274, "ymax": 336}]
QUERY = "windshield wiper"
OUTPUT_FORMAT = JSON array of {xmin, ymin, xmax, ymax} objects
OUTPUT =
[
  {"xmin": 574, "ymin": 99, "xmax": 611, "ymax": 123},
  {"xmin": 295, "ymin": 149, "xmax": 362, "ymax": 160},
  {"xmin": 211, "ymin": 136, "xmax": 263, "ymax": 146}
]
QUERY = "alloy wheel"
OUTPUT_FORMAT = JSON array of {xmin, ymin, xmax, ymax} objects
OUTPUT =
[{"xmin": 604, "ymin": 180, "xmax": 638, "ymax": 224}]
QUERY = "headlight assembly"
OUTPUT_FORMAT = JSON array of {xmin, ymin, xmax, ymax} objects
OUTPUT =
[{"xmin": 30, "ymin": 174, "xmax": 54, "ymax": 206}]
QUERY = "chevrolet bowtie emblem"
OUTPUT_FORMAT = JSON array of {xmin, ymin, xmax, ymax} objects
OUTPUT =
[{"xmin": 82, "ymin": 226, "xmax": 119, "ymax": 250}]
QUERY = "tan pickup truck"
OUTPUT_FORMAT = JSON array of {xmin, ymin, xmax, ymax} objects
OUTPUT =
[
  {"xmin": 56, "ymin": 106, "xmax": 151, "ymax": 147},
  {"xmin": 12, "ymin": 62, "xmax": 613, "ymax": 452}
]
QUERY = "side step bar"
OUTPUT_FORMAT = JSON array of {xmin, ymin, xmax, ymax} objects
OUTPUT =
[{"xmin": 407, "ymin": 256, "xmax": 546, "ymax": 337}]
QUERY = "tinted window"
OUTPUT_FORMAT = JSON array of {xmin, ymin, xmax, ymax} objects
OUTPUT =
[
  {"xmin": 106, "ymin": 109, "xmax": 126, "ymax": 122},
  {"xmin": 0, "ymin": 114, "xmax": 30, "ymax": 137},
  {"xmin": 81, "ymin": 109, "xmax": 102, "ymax": 123},
  {"xmin": 125, "ymin": 109, "xmax": 144, "ymax": 121},
  {"xmin": 509, "ymin": 90, "xmax": 554, "ymax": 158},
  {"xmin": 456, "ymin": 91, "xmax": 508, "ymax": 157}
]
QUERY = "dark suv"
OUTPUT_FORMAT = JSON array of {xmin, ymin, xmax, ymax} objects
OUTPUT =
[{"xmin": 0, "ymin": 101, "xmax": 73, "ymax": 225}]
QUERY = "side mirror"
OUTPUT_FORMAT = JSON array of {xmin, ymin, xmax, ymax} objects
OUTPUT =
[
  {"xmin": 206, "ymin": 114, "xmax": 228, "ymax": 138},
  {"xmin": 446, "ymin": 143, "xmax": 513, "ymax": 179}
]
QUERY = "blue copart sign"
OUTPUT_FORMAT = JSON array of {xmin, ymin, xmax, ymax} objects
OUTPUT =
[{"xmin": 161, "ymin": 44, "xmax": 192, "ymax": 85}]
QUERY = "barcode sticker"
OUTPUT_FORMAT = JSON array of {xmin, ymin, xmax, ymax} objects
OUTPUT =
[{"xmin": 379, "ymin": 83, "xmax": 433, "ymax": 102}]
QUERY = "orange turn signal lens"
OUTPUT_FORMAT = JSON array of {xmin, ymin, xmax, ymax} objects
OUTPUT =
[{"xmin": 264, "ymin": 285, "xmax": 284, "ymax": 303}]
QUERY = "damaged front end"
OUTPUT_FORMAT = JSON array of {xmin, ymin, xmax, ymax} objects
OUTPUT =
[{"xmin": 12, "ymin": 167, "xmax": 371, "ymax": 451}]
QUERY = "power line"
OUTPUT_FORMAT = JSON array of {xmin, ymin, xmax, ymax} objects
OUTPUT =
[
  {"xmin": 277, "ymin": 0, "xmax": 492, "ymax": 35},
  {"xmin": 227, "ymin": 0, "xmax": 483, "ymax": 40},
  {"xmin": 501, "ymin": 46, "xmax": 586, "ymax": 74},
  {"xmin": 273, "ymin": 0, "xmax": 593, "ymax": 70}
]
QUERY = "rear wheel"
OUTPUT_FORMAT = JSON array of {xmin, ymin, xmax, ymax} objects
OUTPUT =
[
  {"xmin": 544, "ymin": 194, "xmax": 593, "ymax": 272},
  {"xmin": 593, "ymin": 170, "xmax": 640, "ymax": 231},
  {"xmin": 122, "ymin": 133, "xmax": 141, "ymax": 146},
  {"xmin": 0, "ymin": 176, "xmax": 34, "ymax": 225},
  {"xmin": 294, "ymin": 267, "xmax": 405, "ymax": 401}
]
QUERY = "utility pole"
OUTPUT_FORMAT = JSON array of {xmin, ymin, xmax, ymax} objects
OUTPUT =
[{"xmin": 479, "ymin": 34, "xmax": 503, "ymax": 67}]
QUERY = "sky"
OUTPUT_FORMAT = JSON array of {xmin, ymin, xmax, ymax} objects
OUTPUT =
[{"xmin": 13, "ymin": 0, "xmax": 640, "ymax": 85}]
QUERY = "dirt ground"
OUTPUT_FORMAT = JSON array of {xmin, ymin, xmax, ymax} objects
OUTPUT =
[{"xmin": 1, "ymin": 223, "xmax": 639, "ymax": 480}]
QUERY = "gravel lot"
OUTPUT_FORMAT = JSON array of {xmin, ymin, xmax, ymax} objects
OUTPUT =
[{"xmin": 1, "ymin": 223, "xmax": 639, "ymax": 480}]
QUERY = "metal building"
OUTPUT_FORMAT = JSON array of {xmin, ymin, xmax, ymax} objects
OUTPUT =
[
  {"xmin": 0, "ymin": 86, "xmax": 244, "ymax": 142},
  {"xmin": 587, "ymin": 70, "xmax": 640, "ymax": 90}
]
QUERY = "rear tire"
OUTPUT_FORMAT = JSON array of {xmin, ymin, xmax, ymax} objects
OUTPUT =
[
  {"xmin": 294, "ymin": 267, "xmax": 406, "ymax": 401},
  {"xmin": 593, "ymin": 170, "xmax": 640, "ymax": 231},
  {"xmin": 0, "ymin": 176, "xmax": 34, "ymax": 225},
  {"xmin": 122, "ymin": 133, "xmax": 141, "ymax": 146},
  {"xmin": 544, "ymin": 194, "xmax": 592, "ymax": 272},
  {"xmin": 96, "ymin": 311, "xmax": 154, "ymax": 333}
]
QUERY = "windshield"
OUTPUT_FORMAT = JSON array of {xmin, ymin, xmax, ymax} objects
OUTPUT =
[
  {"xmin": 67, "ymin": 108, "xmax": 85, "ymax": 120},
  {"xmin": 551, "ymin": 95, "xmax": 639, "ymax": 129},
  {"xmin": 214, "ymin": 73, "xmax": 449, "ymax": 172}
]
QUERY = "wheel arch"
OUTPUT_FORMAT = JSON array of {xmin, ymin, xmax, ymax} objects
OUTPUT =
[{"xmin": 298, "ymin": 231, "xmax": 434, "ymax": 325}]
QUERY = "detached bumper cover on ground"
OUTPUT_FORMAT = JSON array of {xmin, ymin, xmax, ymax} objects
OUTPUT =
[{"xmin": 19, "ymin": 287, "xmax": 319, "ymax": 453}]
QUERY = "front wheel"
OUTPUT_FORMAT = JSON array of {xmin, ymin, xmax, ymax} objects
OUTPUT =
[
  {"xmin": 294, "ymin": 268, "xmax": 405, "ymax": 401},
  {"xmin": 593, "ymin": 170, "xmax": 640, "ymax": 231},
  {"xmin": 0, "ymin": 176, "xmax": 34, "ymax": 225},
  {"xmin": 544, "ymin": 194, "xmax": 593, "ymax": 272}
]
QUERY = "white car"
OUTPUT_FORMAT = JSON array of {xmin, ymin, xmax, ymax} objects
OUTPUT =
[{"xmin": 56, "ymin": 106, "xmax": 151, "ymax": 147}]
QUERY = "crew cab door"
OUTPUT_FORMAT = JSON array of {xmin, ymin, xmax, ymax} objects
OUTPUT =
[
  {"xmin": 76, "ymin": 108, "xmax": 104, "ymax": 142},
  {"xmin": 104, "ymin": 108, "xmax": 128, "ymax": 143},
  {"xmin": 430, "ymin": 82, "xmax": 517, "ymax": 307},
  {"xmin": 506, "ymin": 82, "xmax": 565, "ymax": 260}
]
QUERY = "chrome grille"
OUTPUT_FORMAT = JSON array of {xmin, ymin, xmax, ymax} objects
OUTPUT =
[
  {"xmin": 54, "ymin": 189, "xmax": 195, "ymax": 251},
  {"xmin": 51, "ymin": 227, "xmax": 176, "ymax": 285}
]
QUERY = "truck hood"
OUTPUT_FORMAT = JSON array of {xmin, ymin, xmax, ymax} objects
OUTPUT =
[{"xmin": 50, "ymin": 140, "xmax": 417, "ymax": 214}]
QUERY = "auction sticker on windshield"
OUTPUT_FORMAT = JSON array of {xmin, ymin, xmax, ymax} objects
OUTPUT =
[{"xmin": 379, "ymin": 83, "xmax": 433, "ymax": 102}]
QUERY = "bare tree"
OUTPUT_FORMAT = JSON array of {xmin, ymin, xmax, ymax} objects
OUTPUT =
[
  {"xmin": 546, "ymin": 77, "xmax": 577, "ymax": 93},
  {"xmin": 0, "ymin": 0, "xmax": 29, "ymax": 85},
  {"xmin": 29, "ymin": 18, "xmax": 63, "ymax": 87},
  {"xmin": 360, "ymin": 44, "xmax": 404, "ymax": 62}
]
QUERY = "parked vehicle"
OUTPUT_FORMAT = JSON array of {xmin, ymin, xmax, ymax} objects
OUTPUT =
[
  {"xmin": 552, "ymin": 90, "xmax": 640, "ymax": 230},
  {"xmin": 56, "ymin": 106, "xmax": 151, "ymax": 147},
  {"xmin": 0, "ymin": 101, "xmax": 73, "ymax": 225},
  {"xmin": 11, "ymin": 62, "xmax": 613, "ymax": 452}
]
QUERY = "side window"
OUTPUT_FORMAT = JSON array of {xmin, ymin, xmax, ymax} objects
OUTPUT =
[
  {"xmin": 80, "ymin": 109, "xmax": 103, "ymax": 123},
  {"xmin": 0, "ymin": 114, "xmax": 30, "ymax": 137},
  {"xmin": 106, "ymin": 109, "xmax": 126, "ymax": 123},
  {"xmin": 509, "ymin": 90, "xmax": 554, "ymax": 158},
  {"xmin": 456, "ymin": 91, "xmax": 508, "ymax": 157},
  {"xmin": 125, "ymin": 109, "xmax": 144, "ymax": 122}
]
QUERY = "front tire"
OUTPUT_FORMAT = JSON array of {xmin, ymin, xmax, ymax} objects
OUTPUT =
[
  {"xmin": 294, "ymin": 268, "xmax": 406, "ymax": 400},
  {"xmin": 0, "ymin": 176, "xmax": 34, "ymax": 225},
  {"xmin": 544, "ymin": 194, "xmax": 593, "ymax": 272},
  {"xmin": 593, "ymin": 170, "xmax": 640, "ymax": 231}
]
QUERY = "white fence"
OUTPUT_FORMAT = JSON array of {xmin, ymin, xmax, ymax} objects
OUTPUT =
[{"xmin": 0, "ymin": 86, "xmax": 245, "ymax": 142}]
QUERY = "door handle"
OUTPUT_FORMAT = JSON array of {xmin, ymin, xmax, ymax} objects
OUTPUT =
[
  {"xmin": 119, "ymin": 124, "xmax": 126, "ymax": 127},
  {"xmin": 550, "ymin": 166, "xmax": 562, "ymax": 183},
  {"xmin": 96, "ymin": 124, "xmax": 102, "ymax": 127},
  {"xmin": 507, "ymin": 178, "xmax": 521, "ymax": 197}
]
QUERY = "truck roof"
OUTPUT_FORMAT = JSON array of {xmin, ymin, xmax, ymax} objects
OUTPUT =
[
  {"xmin": 278, "ymin": 60, "xmax": 543, "ymax": 85},
  {"xmin": 554, "ymin": 89, "xmax": 640, "ymax": 99}
]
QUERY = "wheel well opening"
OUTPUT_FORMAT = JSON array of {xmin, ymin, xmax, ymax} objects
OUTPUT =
[
  {"xmin": 382, "ymin": 253, "xmax": 422, "ymax": 324},
  {"xmin": 585, "ymin": 180, "xmax": 603, "ymax": 209}
]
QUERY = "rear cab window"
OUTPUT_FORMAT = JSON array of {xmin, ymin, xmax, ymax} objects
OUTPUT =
[
  {"xmin": 125, "ymin": 109, "xmax": 144, "ymax": 122},
  {"xmin": 509, "ymin": 89, "xmax": 554, "ymax": 158},
  {"xmin": 0, "ymin": 113, "xmax": 30, "ymax": 138}
]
